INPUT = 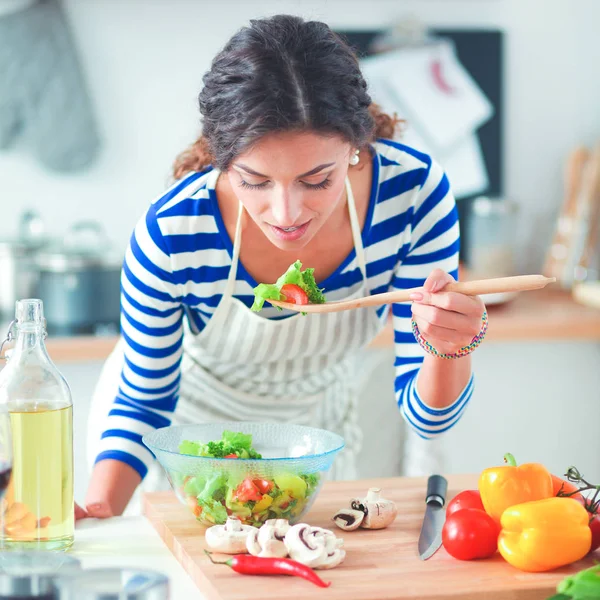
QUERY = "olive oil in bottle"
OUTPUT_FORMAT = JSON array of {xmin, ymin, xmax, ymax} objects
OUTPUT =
[{"xmin": 0, "ymin": 299, "xmax": 74, "ymax": 551}]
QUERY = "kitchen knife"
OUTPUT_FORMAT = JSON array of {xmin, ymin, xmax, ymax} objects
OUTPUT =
[{"xmin": 418, "ymin": 474, "xmax": 448, "ymax": 560}]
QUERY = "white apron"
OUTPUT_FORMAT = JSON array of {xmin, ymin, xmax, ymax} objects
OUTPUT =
[{"xmin": 88, "ymin": 170, "xmax": 385, "ymax": 513}]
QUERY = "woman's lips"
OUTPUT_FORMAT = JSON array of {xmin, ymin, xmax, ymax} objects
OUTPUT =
[{"xmin": 269, "ymin": 221, "xmax": 311, "ymax": 241}]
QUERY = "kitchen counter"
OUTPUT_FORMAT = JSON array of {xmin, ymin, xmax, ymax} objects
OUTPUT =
[
  {"xmin": 73, "ymin": 515, "xmax": 202, "ymax": 598},
  {"xmin": 41, "ymin": 288, "xmax": 600, "ymax": 363}
]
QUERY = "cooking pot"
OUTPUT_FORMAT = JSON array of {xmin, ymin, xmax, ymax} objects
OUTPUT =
[
  {"xmin": 0, "ymin": 211, "xmax": 48, "ymax": 320},
  {"xmin": 34, "ymin": 221, "xmax": 122, "ymax": 336},
  {"xmin": 53, "ymin": 568, "xmax": 169, "ymax": 600},
  {"xmin": 0, "ymin": 552, "xmax": 81, "ymax": 599}
]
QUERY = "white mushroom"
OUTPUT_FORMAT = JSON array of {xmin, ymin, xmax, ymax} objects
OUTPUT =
[
  {"xmin": 284, "ymin": 523, "xmax": 346, "ymax": 570},
  {"xmin": 246, "ymin": 519, "xmax": 290, "ymax": 558},
  {"xmin": 205, "ymin": 516, "xmax": 255, "ymax": 554},
  {"xmin": 332, "ymin": 508, "xmax": 364, "ymax": 531},
  {"xmin": 351, "ymin": 487, "xmax": 397, "ymax": 530}
]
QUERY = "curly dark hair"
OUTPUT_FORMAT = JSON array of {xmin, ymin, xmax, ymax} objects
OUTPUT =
[{"xmin": 173, "ymin": 14, "xmax": 401, "ymax": 179}]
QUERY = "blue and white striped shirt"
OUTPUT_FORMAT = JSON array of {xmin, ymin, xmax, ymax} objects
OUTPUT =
[{"xmin": 97, "ymin": 140, "xmax": 474, "ymax": 479}]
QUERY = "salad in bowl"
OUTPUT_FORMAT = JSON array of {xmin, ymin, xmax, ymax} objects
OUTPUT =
[{"xmin": 143, "ymin": 422, "xmax": 344, "ymax": 527}]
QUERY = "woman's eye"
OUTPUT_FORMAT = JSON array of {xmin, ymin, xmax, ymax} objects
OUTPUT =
[
  {"xmin": 301, "ymin": 177, "xmax": 332, "ymax": 190},
  {"xmin": 238, "ymin": 177, "xmax": 332, "ymax": 191},
  {"xmin": 239, "ymin": 179, "xmax": 269, "ymax": 190}
]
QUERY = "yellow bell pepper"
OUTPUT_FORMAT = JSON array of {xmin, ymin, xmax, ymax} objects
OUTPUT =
[
  {"xmin": 478, "ymin": 453, "xmax": 553, "ymax": 524},
  {"xmin": 253, "ymin": 494, "xmax": 273, "ymax": 514},
  {"xmin": 498, "ymin": 497, "xmax": 591, "ymax": 572}
]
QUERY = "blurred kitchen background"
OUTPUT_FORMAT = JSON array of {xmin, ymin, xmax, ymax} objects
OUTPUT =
[{"xmin": 0, "ymin": 0, "xmax": 599, "ymax": 506}]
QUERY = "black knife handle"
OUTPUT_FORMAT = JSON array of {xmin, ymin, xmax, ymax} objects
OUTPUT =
[{"xmin": 426, "ymin": 474, "xmax": 448, "ymax": 507}]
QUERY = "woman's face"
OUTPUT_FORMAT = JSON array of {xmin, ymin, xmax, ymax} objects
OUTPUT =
[{"xmin": 228, "ymin": 131, "xmax": 354, "ymax": 250}]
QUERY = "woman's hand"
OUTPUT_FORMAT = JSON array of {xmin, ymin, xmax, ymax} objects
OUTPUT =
[
  {"xmin": 75, "ymin": 500, "xmax": 114, "ymax": 521},
  {"xmin": 410, "ymin": 269, "xmax": 486, "ymax": 356},
  {"xmin": 75, "ymin": 502, "xmax": 87, "ymax": 521}
]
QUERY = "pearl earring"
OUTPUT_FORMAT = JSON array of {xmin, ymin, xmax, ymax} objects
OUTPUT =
[{"xmin": 349, "ymin": 149, "xmax": 360, "ymax": 166}]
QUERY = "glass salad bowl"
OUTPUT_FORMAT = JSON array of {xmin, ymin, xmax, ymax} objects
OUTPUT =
[{"xmin": 142, "ymin": 422, "xmax": 344, "ymax": 527}]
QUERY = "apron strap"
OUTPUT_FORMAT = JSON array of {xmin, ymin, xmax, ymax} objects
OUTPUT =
[
  {"xmin": 345, "ymin": 177, "xmax": 368, "ymax": 282},
  {"xmin": 224, "ymin": 200, "xmax": 244, "ymax": 300},
  {"xmin": 207, "ymin": 167, "xmax": 242, "ymax": 301}
]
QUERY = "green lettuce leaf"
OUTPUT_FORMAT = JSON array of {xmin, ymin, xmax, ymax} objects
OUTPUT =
[
  {"xmin": 300, "ymin": 267, "xmax": 326, "ymax": 304},
  {"xmin": 183, "ymin": 476, "xmax": 206, "ymax": 497},
  {"xmin": 275, "ymin": 261, "xmax": 305, "ymax": 288},
  {"xmin": 301, "ymin": 473, "xmax": 321, "ymax": 494},
  {"xmin": 222, "ymin": 430, "xmax": 252, "ymax": 451},
  {"xmin": 198, "ymin": 472, "xmax": 228, "ymax": 503},
  {"xmin": 178, "ymin": 440, "xmax": 202, "ymax": 456},
  {"xmin": 251, "ymin": 260, "xmax": 326, "ymax": 312},
  {"xmin": 179, "ymin": 431, "xmax": 262, "ymax": 459},
  {"xmin": 197, "ymin": 498, "xmax": 228, "ymax": 524},
  {"xmin": 251, "ymin": 283, "xmax": 284, "ymax": 312}
]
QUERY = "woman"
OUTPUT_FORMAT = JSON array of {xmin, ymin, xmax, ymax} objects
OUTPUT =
[{"xmin": 80, "ymin": 15, "xmax": 485, "ymax": 519}]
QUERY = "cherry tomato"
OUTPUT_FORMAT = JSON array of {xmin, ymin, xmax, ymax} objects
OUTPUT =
[
  {"xmin": 280, "ymin": 284, "xmax": 308, "ymax": 305},
  {"xmin": 224, "ymin": 454, "xmax": 238, "ymax": 459},
  {"xmin": 186, "ymin": 496, "xmax": 202, "ymax": 518},
  {"xmin": 442, "ymin": 508, "xmax": 499, "ymax": 561},
  {"xmin": 234, "ymin": 478, "xmax": 263, "ymax": 503},
  {"xmin": 551, "ymin": 476, "xmax": 599, "ymax": 553},
  {"xmin": 552, "ymin": 474, "xmax": 584, "ymax": 501},
  {"xmin": 589, "ymin": 513, "xmax": 600, "ymax": 553},
  {"xmin": 446, "ymin": 490, "xmax": 485, "ymax": 517},
  {"xmin": 253, "ymin": 479, "xmax": 274, "ymax": 494}
]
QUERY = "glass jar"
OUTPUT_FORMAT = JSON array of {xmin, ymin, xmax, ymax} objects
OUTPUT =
[
  {"xmin": 466, "ymin": 196, "xmax": 518, "ymax": 279},
  {"xmin": 0, "ymin": 299, "xmax": 74, "ymax": 551}
]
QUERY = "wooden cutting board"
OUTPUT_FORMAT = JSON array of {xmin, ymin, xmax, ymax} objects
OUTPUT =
[{"xmin": 143, "ymin": 475, "xmax": 598, "ymax": 600}]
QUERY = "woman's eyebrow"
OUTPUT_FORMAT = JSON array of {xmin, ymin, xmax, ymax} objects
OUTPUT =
[
  {"xmin": 298, "ymin": 162, "xmax": 335, "ymax": 177},
  {"xmin": 234, "ymin": 162, "xmax": 336, "ymax": 178}
]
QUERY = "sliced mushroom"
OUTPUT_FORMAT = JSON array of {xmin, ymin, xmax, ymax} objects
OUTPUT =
[
  {"xmin": 262, "ymin": 518, "xmax": 291, "ymax": 541},
  {"xmin": 332, "ymin": 508, "xmax": 364, "ymax": 531},
  {"xmin": 246, "ymin": 518, "xmax": 290, "ymax": 558},
  {"xmin": 312, "ymin": 527, "xmax": 346, "ymax": 570},
  {"xmin": 352, "ymin": 487, "xmax": 397, "ymax": 530},
  {"xmin": 284, "ymin": 524, "xmax": 325, "ymax": 567},
  {"xmin": 284, "ymin": 523, "xmax": 346, "ymax": 570},
  {"xmin": 205, "ymin": 516, "xmax": 255, "ymax": 554}
]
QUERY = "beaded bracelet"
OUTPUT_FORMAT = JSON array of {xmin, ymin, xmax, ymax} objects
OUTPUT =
[{"xmin": 411, "ymin": 311, "xmax": 489, "ymax": 359}]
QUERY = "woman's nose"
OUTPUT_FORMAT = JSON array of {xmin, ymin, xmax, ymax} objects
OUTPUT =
[{"xmin": 270, "ymin": 188, "xmax": 303, "ymax": 226}]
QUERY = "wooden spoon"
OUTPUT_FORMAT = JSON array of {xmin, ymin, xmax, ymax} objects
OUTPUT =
[{"xmin": 267, "ymin": 274, "xmax": 556, "ymax": 314}]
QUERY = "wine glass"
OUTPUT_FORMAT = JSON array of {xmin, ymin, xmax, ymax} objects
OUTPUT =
[{"xmin": 0, "ymin": 407, "xmax": 12, "ymax": 499}]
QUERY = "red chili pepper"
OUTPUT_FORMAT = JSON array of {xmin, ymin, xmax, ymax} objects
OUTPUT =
[{"xmin": 204, "ymin": 551, "xmax": 331, "ymax": 588}]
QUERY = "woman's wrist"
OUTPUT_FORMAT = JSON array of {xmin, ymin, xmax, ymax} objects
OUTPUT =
[
  {"xmin": 412, "ymin": 310, "xmax": 488, "ymax": 359},
  {"xmin": 85, "ymin": 459, "xmax": 142, "ymax": 517},
  {"xmin": 416, "ymin": 353, "xmax": 473, "ymax": 409}
]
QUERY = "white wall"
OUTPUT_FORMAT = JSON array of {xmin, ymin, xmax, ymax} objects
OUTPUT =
[{"xmin": 2, "ymin": 0, "xmax": 599, "ymax": 272}]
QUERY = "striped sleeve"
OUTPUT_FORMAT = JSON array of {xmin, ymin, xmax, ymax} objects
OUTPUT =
[
  {"xmin": 95, "ymin": 202, "xmax": 185, "ymax": 480},
  {"xmin": 391, "ymin": 159, "xmax": 474, "ymax": 439}
]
